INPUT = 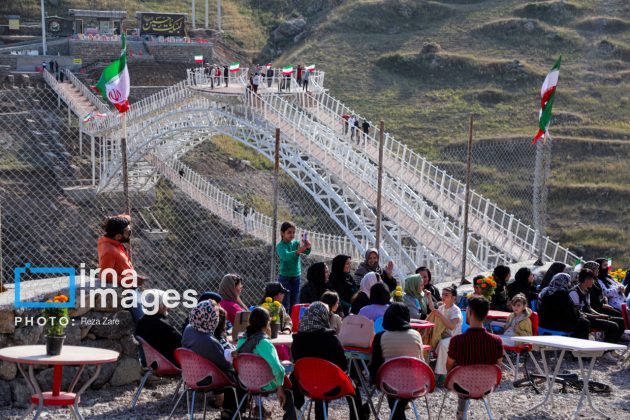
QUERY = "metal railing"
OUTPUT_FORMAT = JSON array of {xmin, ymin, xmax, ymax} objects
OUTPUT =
[
  {"xmin": 299, "ymin": 90, "xmax": 580, "ymax": 266},
  {"xmin": 243, "ymin": 90, "xmax": 489, "ymax": 274},
  {"xmin": 150, "ymin": 155, "xmax": 361, "ymax": 261}
]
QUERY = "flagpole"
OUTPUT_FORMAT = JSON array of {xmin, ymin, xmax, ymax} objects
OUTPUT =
[
  {"xmin": 120, "ymin": 111, "xmax": 132, "ymax": 259},
  {"xmin": 461, "ymin": 114, "xmax": 474, "ymax": 284}
]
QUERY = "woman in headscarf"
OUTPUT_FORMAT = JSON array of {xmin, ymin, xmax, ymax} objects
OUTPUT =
[
  {"xmin": 329, "ymin": 254, "xmax": 358, "ymax": 315},
  {"xmin": 300, "ymin": 262, "xmax": 331, "ymax": 305},
  {"xmin": 415, "ymin": 266, "xmax": 440, "ymax": 304},
  {"xmin": 135, "ymin": 289, "xmax": 182, "ymax": 366},
  {"xmin": 490, "ymin": 265, "xmax": 511, "ymax": 311},
  {"xmin": 180, "ymin": 291, "xmax": 223, "ymax": 334},
  {"xmin": 507, "ymin": 267, "xmax": 538, "ymax": 303},
  {"xmin": 595, "ymin": 258, "xmax": 626, "ymax": 313},
  {"xmin": 540, "ymin": 262, "xmax": 567, "ymax": 289},
  {"xmin": 350, "ymin": 272, "xmax": 381, "ymax": 314},
  {"xmin": 538, "ymin": 273, "xmax": 588, "ymax": 337},
  {"xmin": 219, "ymin": 274, "xmax": 249, "ymax": 324},
  {"xmin": 369, "ymin": 303, "xmax": 424, "ymax": 420},
  {"xmin": 291, "ymin": 302, "xmax": 365, "ymax": 420},
  {"xmin": 358, "ymin": 283, "xmax": 391, "ymax": 321},
  {"xmin": 353, "ymin": 248, "xmax": 397, "ymax": 292},
  {"xmin": 403, "ymin": 274, "xmax": 429, "ymax": 320},
  {"xmin": 182, "ymin": 300, "xmax": 243, "ymax": 419}
]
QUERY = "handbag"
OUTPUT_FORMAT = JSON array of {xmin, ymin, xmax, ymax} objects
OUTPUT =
[{"xmin": 339, "ymin": 314, "xmax": 374, "ymax": 348}]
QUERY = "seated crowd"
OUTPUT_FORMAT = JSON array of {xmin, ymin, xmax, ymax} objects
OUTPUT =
[{"xmin": 133, "ymin": 250, "xmax": 630, "ymax": 419}]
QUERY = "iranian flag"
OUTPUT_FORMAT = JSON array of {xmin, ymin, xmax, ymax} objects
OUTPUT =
[
  {"xmin": 282, "ymin": 65, "xmax": 293, "ymax": 75},
  {"xmin": 305, "ymin": 64, "xmax": 315, "ymax": 71},
  {"xmin": 194, "ymin": 54, "xmax": 203, "ymax": 63},
  {"xmin": 532, "ymin": 56, "xmax": 561, "ymax": 144},
  {"xmin": 265, "ymin": 63, "xmax": 272, "ymax": 69},
  {"xmin": 95, "ymin": 34, "xmax": 130, "ymax": 113},
  {"xmin": 229, "ymin": 62, "xmax": 240, "ymax": 72}
]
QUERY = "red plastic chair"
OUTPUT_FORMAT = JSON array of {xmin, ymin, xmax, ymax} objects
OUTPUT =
[
  {"xmin": 622, "ymin": 303, "xmax": 629, "ymax": 331},
  {"xmin": 233, "ymin": 354, "xmax": 277, "ymax": 420},
  {"xmin": 131, "ymin": 336, "xmax": 182, "ymax": 409},
  {"xmin": 168, "ymin": 348, "xmax": 239, "ymax": 419},
  {"xmin": 290, "ymin": 304, "xmax": 310, "ymax": 333},
  {"xmin": 375, "ymin": 357, "xmax": 434, "ymax": 420},
  {"xmin": 502, "ymin": 312, "xmax": 543, "ymax": 380},
  {"xmin": 293, "ymin": 358, "xmax": 357, "ymax": 420},
  {"xmin": 437, "ymin": 364, "xmax": 502, "ymax": 419}
]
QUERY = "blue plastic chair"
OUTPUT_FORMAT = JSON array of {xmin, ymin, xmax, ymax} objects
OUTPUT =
[
  {"xmin": 374, "ymin": 317, "xmax": 384, "ymax": 334},
  {"xmin": 461, "ymin": 311, "xmax": 469, "ymax": 333},
  {"xmin": 537, "ymin": 326, "xmax": 571, "ymax": 336}
]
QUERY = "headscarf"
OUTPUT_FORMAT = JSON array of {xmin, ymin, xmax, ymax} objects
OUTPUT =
[
  {"xmin": 369, "ymin": 283, "xmax": 391, "ymax": 305},
  {"xmin": 363, "ymin": 248, "xmax": 379, "ymax": 270},
  {"xmin": 382, "ymin": 302, "xmax": 411, "ymax": 332},
  {"xmin": 181, "ymin": 291, "xmax": 222, "ymax": 332},
  {"xmin": 583, "ymin": 261, "xmax": 599, "ymax": 272},
  {"xmin": 359, "ymin": 272, "xmax": 380, "ymax": 298},
  {"xmin": 404, "ymin": 275, "xmax": 424, "ymax": 300},
  {"xmin": 330, "ymin": 255, "xmax": 351, "ymax": 280},
  {"xmin": 540, "ymin": 273, "xmax": 571, "ymax": 299},
  {"xmin": 218, "ymin": 274, "xmax": 248, "ymax": 309},
  {"xmin": 404, "ymin": 274, "xmax": 428, "ymax": 316},
  {"xmin": 541, "ymin": 262, "xmax": 567, "ymax": 288},
  {"xmin": 595, "ymin": 258, "xmax": 613, "ymax": 286},
  {"xmin": 513, "ymin": 267, "xmax": 532, "ymax": 288},
  {"xmin": 188, "ymin": 300, "xmax": 219, "ymax": 333},
  {"xmin": 306, "ymin": 262, "xmax": 328, "ymax": 296},
  {"xmin": 298, "ymin": 301, "xmax": 330, "ymax": 333}
]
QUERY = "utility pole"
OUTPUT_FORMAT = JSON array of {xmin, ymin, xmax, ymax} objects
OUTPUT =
[
  {"xmin": 192, "ymin": 0, "xmax": 196, "ymax": 30},
  {"xmin": 375, "ymin": 120, "xmax": 384, "ymax": 251},
  {"xmin": 461, "ymin": 114, "xmax": 474, "ymax": 284},
  {"xmin": 40, "ymin": 0, "xmax": 47, "ymax": 55},
  {"xmin": 217, "ymin": 0, "xmax": 222, "ymax": 32},
  {"xmin": 205, "ymin": 0, "xmax": 209, "ymax": 29}
]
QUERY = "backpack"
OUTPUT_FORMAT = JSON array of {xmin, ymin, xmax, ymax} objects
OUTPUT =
[{"xmin": 339, "ymin": 314, "xmax": 374, "ymax": 348}]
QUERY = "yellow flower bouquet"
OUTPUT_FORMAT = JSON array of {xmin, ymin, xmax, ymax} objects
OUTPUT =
[{"xmin": 392, "ymin": 285, "xmax": 404, "ymax": 302}]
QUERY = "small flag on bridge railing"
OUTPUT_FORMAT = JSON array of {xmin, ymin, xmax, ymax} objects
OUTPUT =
[
  {"xmin": 194, "ymin": 54, "xmax": 204, "ymax": 63},
  {"xmin": 229, "ymin": 62, "xmax": 240, "ymax": 72},
  {"xmin": 305, "ymin": 64, "xmax": 315, "ymax": 71},
  {"xmin": 282, "ymin": 65, "xmax": 293, "ymax": 75},
  {"xmin": 265, "ymin": 63, "xmax": 272, "ymax": 69},
  {"xmin": 82, "ymin": 112, "xmax": 107, "ymax": 124}
]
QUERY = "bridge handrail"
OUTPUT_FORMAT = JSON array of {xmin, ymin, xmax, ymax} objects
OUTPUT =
[
  {"xmin": 306, "ymin": 90, "xmax": 580, "ymax": 265},
  {"xmin": 244, "ymin": 91, "xmax": 489, "ymax": 271},
  {"xmin": 153, "ymin": 156, "xmax": 361, "ymax": 260}
]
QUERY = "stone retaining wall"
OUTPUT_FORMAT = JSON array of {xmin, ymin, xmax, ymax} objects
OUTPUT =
[
  {"xmin": 68, "ymin": 40, "xmax": 122, "ymax": 64},
  {"xmin": 145, "ymin": 43, "xmax": 214, "ymax": 64},
  {"xmin": 0, "ymin": 285, "xmax": 142, "ymax": 408}
]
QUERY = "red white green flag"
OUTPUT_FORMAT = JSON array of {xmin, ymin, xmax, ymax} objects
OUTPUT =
[
  {"xmin": 282, "ymin": 65, "xmax": 293, "ymax": 75},
  {"xmin": 265, "ymin": 63, "xmax": 272, "ymax": 69},
  {"xmin": 95, "ymin": 34, "xmax": 130, "ymax": 113},
  {"xmin": 229, "ymin": 62, "xmax": 240, "ymax": 72},
  {"xmin": 305, "ymin": 64, "xmax": 315, "ymax": 71},
  {"xmin": 532, "ymin": 56, "xmax": 561, "ymax": 144},
  {"xmin": 194, "ymin": 54, "xmax": 203, "ymax": 63}
]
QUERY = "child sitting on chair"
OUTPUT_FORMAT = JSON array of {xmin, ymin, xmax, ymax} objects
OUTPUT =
[{"xmin": 499, "ymin": 293, "xmax": 532, "ymax": 346}]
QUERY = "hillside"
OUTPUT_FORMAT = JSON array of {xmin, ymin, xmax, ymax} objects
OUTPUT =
[{"xmin": 4, "ymin": 0, "xmax": 630, "ymax": 265}]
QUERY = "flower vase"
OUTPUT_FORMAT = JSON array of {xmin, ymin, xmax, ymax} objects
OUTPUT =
[
  {"xmin": 46, "ymin": 335, "xmax": 66, "ymax": 356},
  {"xmin": 270, "ymin": 323, "xmax": 280, "ymax": 339}
]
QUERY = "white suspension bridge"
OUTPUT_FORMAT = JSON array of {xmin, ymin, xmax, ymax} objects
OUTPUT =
[{"xmin": 42, "ymin": 66, "xmax": 579, "ymax": 280}]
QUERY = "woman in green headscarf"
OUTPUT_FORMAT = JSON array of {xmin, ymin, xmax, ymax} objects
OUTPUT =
[{"xmin": 403, "ymin": 274, "xmax": 429, "ymax": 320}]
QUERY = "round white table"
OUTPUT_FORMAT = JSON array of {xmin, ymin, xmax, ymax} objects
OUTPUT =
[{"xmin": 0, "ymin": 345, "xmax": 119, "ymax": 420}]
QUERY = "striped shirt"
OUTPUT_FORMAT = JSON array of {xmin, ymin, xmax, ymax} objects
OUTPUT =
[{"xmin": 447, "ymin": 328, "xmax": 503, "ymax": 366}]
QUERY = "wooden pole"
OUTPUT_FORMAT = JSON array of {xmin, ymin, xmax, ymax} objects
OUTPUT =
[
  {"xmin": 271, "ymin": 128, "xmax": 280, "ymax": 281},
  {"xmin": 121, "ymin": 112, "xmax": 132, "ymax": 259},
  {"xmin": 375, "ymin": 120, "xmax": 384, "ymax": 252},
  {"xmin": 461, "ymin": 114, "xmax": 474, "ymax": 284},
  {"xmin": 0, "ymin": 199, "xmax": 4, "ymax": 293}
]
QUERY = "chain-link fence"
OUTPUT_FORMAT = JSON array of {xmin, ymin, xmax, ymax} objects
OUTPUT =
[{"xmin": 0, "ymin": 80, "xmax": 342, "ymax": 324}]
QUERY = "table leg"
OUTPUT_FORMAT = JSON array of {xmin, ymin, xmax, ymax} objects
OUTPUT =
[
  {"xmin": 351, "ymin": 359, "xmax": 379, "ymax": 420},
  {"xmin": 28, "ymin": 365, "xmax": 45, "ymax": 420},
  {"xmin": 72, "ymin": 365, "xmax": 102, "ymax": 420},
  {"xmin": 528, "ymin": 348, "xmax": 565, "ymax": 413},
  {"xmin": 574, "ymin": 353, "xmax": 609, "ymax": 419},
  {"xmin": 68, "ymin": 365, "xmax": 86, "ymax": 393}
]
